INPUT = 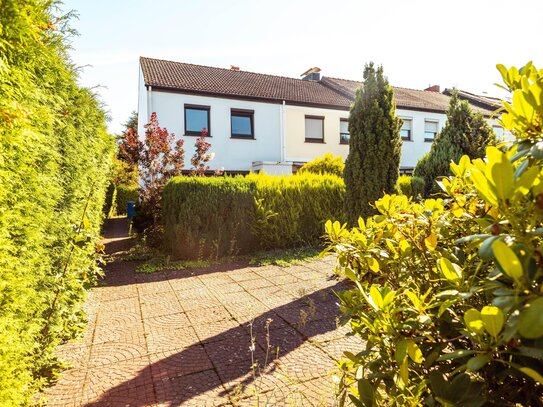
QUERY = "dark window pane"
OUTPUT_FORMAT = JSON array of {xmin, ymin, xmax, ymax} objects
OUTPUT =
[
  {"xmin": 424, "ymin": 131, "xmax": 436, "ymax": 141},
  {"xmin": 401, "ymin": 129, "xmax": 411, "ymax": 140},
  {"xmin": 232, "ymin": 115, "xmax": 252, "ymax": 136},
  {"xmin": 186, "ymin": 109, "xmax": 208, "ymax": 133},
  {"xmin": 340, "ymin": 133, "xmax": 350, "ymax": 144}
]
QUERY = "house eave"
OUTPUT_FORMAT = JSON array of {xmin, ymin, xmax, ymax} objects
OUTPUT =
[{"xmin": 147, "ymin": 85, "xmax": 350, "ymax": 111}]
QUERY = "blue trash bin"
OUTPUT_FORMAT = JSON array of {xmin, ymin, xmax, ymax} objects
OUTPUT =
[{"xmin": 127, "ymin": 201, "xmax": 136, "ymax": 219}]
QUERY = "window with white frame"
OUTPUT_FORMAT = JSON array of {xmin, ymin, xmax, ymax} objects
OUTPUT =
[
  {"xmin": 305, "ymin": 115, "xmax": 324, "ymax": 142},
  {"xmin": 400, "ymin": 118, "xmax": 412, "ymax": 141},
  {"xmin": 340, "ymin": 119, "xmax": 349, "ymax": 144},
  {"xmin": 424, "ymin": 120, "xmax": 438, "ymax": 142}
]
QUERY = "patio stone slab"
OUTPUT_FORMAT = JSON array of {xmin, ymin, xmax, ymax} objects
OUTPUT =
[{"xmin": 44, "ymin": 217, "xmax": 357, "ymax": 406}]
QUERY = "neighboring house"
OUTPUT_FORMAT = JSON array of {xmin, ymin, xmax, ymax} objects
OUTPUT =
[{"xmin": 138, "ymin": 57, "xmax": 502, "ymax": 174}]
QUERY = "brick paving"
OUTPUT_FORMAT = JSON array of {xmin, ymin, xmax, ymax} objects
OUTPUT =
[{"xmin": 43, "ymin": 218, "xmax": 364, "ymax": 406}]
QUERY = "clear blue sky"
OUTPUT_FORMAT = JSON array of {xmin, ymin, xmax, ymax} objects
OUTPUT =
[{"xmin": 60, "ymin": 0, "xmax": 543, "ymax": 134}]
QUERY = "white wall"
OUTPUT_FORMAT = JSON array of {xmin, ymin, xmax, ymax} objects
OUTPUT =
[
  {"xmin": 140, "ymin": 88, "xmax": 283, "ymax": 172},
  {"xmin": 284, "ymin": 105, "xmax": 349, "ymax": 163},
  {"xmin": 137, "ymin": 66, "xmax": 148, "ymax": 138},
  {"xmin": 397, "ymin": 109, "xmax": 446, "ymax": 169},
  {"xmin": 283, "ymin": 105, "xmax": 447, "ymax": 170}
]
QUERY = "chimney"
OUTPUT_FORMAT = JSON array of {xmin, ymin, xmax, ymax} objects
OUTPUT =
[
  {"xmin": 230, "ymin": 65, "xmax": 240, "ymax": 71},
  {"xmin": 425, "ymin": 84, "xmax": 440, "ymax": 92},
  {"xmin": 301, "ymin": 67, "xmax": 321, "ymax": 81}
]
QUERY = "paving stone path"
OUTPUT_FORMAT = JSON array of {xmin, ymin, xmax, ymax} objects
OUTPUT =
[{"xmin": 44, "ymin": 218, "xmax": 363, "ymax": 406}]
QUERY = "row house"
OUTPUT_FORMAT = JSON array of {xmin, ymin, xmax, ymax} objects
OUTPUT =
[{"xmin": 138, "ymin": 57, "xmax": 502, "ymax": 175}]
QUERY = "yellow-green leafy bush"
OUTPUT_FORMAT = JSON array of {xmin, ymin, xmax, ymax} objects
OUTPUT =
[
  {"xmin": 0, "ymin": 1, "xmax": 114, "ymax": 404},
  {"xmin": 325, "ymin": 63, "xmax": 543, "ymax": 406},
  {"xmin": 162, "ymin": 172, "xmax": 345, "ymax": 259},
  {"xmin": 396, "ymin": 175, "xmax": 425, "ymax": 199},
  {"xmin": 297, "ymin": 152, "xmax": 345, "ymax": 177}
]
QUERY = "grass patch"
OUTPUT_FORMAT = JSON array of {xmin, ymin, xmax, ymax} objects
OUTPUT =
[
  {"xmin": 249, "ymin": 246, "xmax": 321, "ymax": 267},
  {"xmin": 135, "ymin": 256, "xmax": 229, "ymax": 274},
  {"xmin": 109, "ymin": 240, "xmax": 158, "ymax": 262},
  {"xmin": 121, "ymin": 245, "xmax": 323, "ymax": 273}
]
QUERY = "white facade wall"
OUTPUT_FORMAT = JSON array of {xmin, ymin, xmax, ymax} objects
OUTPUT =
[
  {"xmin": 138, "ymin": 83, "xmax": 282, "ymax": 172},
  {"xmin": 284, "ymin": 105, "xmax": 349, "ymax": 163},
  {"xmin": 396, "ymin": 108, "xmax": 446, "ymax": 169},
  {"xmin": 137, "ymin": 66, "xmax": 148, "ymax": 138},
  {"xmin": 283, "ymin": 105, "xmax": 448, "ymax": 170}
]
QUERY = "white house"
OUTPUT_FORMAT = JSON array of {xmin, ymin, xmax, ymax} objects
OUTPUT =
[{"xmin": 138, "ymin": 57, "xmax": 502, "ymax": 174}]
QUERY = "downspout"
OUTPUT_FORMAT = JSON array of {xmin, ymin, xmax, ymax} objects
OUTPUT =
[
  {"xmin": 147, "ymin": 85, "xmax": 153, "ymax": 119},
  {"xmin": 280, "ymin": 100, "xmax": 286, "ymax": 162}
]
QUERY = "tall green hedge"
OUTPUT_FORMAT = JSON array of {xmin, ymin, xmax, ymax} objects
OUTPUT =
[
  {"xmin": 162, "ymin": 173, "xmax": 345, "ymax": 259},
  {"xmin": 0, "ymin": 1, "xmax": 114, "ymax": 404},
  {"xmin": 249, "ymin": 173, "xmax": 345, "ymax": 249},
  {"xmin": 163, "ymin": 176, "xmax": 255, "ymax": 259},
  {"xmin": 115, "ymin": 184, "xmax": 140, "ymax": 216}
]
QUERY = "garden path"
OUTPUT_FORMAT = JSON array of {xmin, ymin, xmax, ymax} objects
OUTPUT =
[{"xmin": 44, "ymin": 218, "xmax": 363, "ymax": 406}]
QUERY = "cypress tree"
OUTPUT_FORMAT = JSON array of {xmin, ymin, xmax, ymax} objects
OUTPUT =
[
  {"xmin": 414, "ymin": 91, "xmax": 496, "ymax": 197},
  {"xmin": 344, "ymin": 63, "xmax": 402, "ymax": 225}
]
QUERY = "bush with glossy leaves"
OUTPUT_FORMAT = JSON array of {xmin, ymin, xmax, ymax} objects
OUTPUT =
[{"xmin": 325, "ymin": 62, "xmax": 543, "ymax": 406}]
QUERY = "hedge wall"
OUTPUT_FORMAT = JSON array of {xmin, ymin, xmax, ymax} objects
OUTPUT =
[
  {"xmin": 162, "ymin": 173, "xmax": 345, "ymax": 259},
  {"xmin": 115, "ymin": 184, "xmax": 140, "ymax": 216},
  {"xmin": 163, "ymin": 176, "xmax": 256, "ymax": 258},
  {"xmin": 0, "ymin": 1, "xmax": 114, "ymax": 404}
]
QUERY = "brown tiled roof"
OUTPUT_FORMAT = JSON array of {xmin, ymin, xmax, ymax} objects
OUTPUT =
[
  {"xmin": 443, "ymin": 88, "xmax": 502, "ymax": 112},
  {"xmin": 140, "ymin": 57, "xmax": 495, "ymax": 116},
  {"xmin": 321, "ymin": 77, "xmax": 495, "ymax": 116},
  {"xmin": 140, "ymin": 57, "xmax": 352, "ymax": 108}
]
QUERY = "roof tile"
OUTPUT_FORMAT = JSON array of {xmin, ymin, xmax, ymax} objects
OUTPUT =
[{"xmin": 140, "ymin": 57, "xmax": 495, "ymax": 116}]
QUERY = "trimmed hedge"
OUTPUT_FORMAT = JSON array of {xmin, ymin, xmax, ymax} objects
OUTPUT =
[
  {"xmin": 163, "ymin": 176, "xmax": 255, "ymax": 259},
  {"xmin": 249, "ymin": 173, "xmax": 345, "ymax": 249},
  {"xmin": 115, "ymin": 184, "xmax": 140, "ymax": 215},
  {"xmin": 0, "ymin": 1, "xmax": 114, "ymax": 404},
  {"xmin": 396, "ymin": 175, "xmax": 425, "ymax": 199},
  {"xmin": 103, "ymin": 182, "xmax": 117, "ymax": 218},
  {"xmin": 163, "ymin": 173, "xmax": 345, "ymax": 259}
]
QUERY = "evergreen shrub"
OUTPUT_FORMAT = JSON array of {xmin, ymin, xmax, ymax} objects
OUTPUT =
[
  {"xmin": 344, "ymin": 63, "xmax": 402, "ymax": 224},
  {"xmin": 396, "ymin": 175, "xmax": 425, "ymax": 199},
  {"xmin": 413, "ymin": 91, "xmax": 496, "ymax": 197},
  {"xmin": 115, "ymin": 184, "xmax": 140, "ymax": 215},
  {"xmin": 103, "ymin": 182, "xmax": 117, "ymax": 218},
  {"xmin": 163, "ymin": 176, "xmax": 256, "ymax": 259},
  {"xmin": 250, "ymin": 173, "xmax": 345, "ymax": 249},
  {"xmin": 162, "ymin": 173, "xmax": 345, "ymax": 259},
  {"xmin": 0, "ymin": 1, "xmax": 114, "ymax": 403}
]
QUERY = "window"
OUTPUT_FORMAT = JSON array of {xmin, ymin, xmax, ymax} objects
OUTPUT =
[
  {"xmin": 305, "ymin": 115, "xmax": 324, "ymax": 142},
  {"xmin": 340, "ymin": 119, "xmax": 350, "ymax": 144},
  {"xmin": 424, "ymin": 120, "xmax": 438, "ymax": 142},
  {"xmin": 400, "ymin": 118, "xmax": 412, "ymax": 141},
  {"xmin": 184, "ymin": 104, "xmax": 210, "ymax": 136},
  {"xmin": 231, "ymin": 109, "xmax": 254, "ymax": 139}
]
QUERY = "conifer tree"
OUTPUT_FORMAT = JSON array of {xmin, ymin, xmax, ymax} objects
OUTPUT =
[
  {"xmin": 344, "ymin": 63, "xmax": 402, "ymax": 224},
  {"xmin": 413, "ymin": 91, "xmax": 496, "ymax": 197}
]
